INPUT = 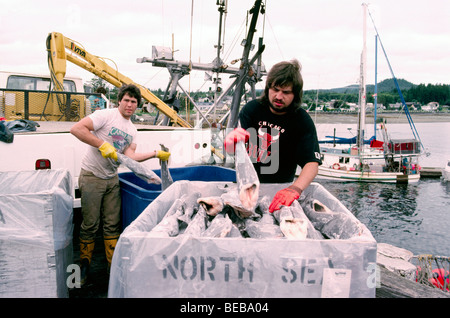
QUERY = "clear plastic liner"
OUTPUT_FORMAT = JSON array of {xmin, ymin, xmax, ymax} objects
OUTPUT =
[
  {"xmin": 0, "ymin": 169, "xmax": 74, "ymax": 298},
  {"xmin": 109, "ymin": 181, "xmax": 377, "ymax": 298}
]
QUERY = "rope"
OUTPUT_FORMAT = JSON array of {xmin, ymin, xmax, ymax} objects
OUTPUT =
[
  {"xmin": 414, "ymin": 254, "xmax": 450, "ymax": 292},
  {"xmin": 366, "ymin": 6, "xmax": 425, "ymax": 153}
]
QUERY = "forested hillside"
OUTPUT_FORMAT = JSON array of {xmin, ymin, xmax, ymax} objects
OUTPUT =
[{"xmin": 304, "ymin": 79, "xmax": 450, "ymax": 106}]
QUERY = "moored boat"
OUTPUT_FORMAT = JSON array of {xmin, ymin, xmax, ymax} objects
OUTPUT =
[{"xmin": 316, "ymin": 4, "xmax": 424, "ymax": 184}]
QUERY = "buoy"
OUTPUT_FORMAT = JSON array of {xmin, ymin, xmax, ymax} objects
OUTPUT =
[
  {"xmin": 429, "ymin": 268, "xmax": 450, "ymax": 291},
  {"xmin": 332, "ymin": 163, "xmax": 340, "ymax": 170}
]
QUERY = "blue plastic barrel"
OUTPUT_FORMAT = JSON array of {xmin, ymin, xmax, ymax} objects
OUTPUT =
[{"xmin": 119, "ymin": 165, "xmax": 236, "ymax": 229}]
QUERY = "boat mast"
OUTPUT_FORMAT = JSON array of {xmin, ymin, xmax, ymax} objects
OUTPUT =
[
  {"xmin": 226, "ymin": 0, "xmax": 264, "ymax": 129},
  {"xmin": 357, "ymin": 3, "xmax": 368, "ymax": 151},
  {"xmin": 374, "ymin": 34, "xmax": 378, "ymax": 139},
  {"xmin": 213, "ymin": 0, "xmax": 228, "ymax": 123}
]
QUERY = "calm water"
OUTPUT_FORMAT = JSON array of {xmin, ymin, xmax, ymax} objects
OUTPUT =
[{"xmin": 315, "ymin": 122, "xmax": 450, "ymax": 257}]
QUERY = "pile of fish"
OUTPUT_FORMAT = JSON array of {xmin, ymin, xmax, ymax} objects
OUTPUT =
[
  {"xmin": 146, "ymin": 183, "xmax": 362, "ymax": 240},
  {"xmin": 145, "ymin": 133, "xmax": 362, "ymax": 240}
]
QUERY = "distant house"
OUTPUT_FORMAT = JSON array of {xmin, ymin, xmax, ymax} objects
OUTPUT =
[
  {"xmin": 347, "ymin": 102, "xmax": 357, "ymax": 112},
  {"xmin": 389, "ymin": 103, "xmax": 403, "ymax": 110}
]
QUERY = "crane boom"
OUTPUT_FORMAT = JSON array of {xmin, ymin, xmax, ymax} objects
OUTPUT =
[{"xmin": 46, "ymin": 32, "xmax": 191, "ymax": 128}]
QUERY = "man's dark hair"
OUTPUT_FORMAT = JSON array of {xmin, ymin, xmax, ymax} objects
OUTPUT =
[
  {"xmin": 96, "ymin": 86, "xmax": 107, "ymax": 94},
  {"xmin": 261, "ymin": 59, "xmax": 304, "ymax": 108},
  {"xmin": 118, "ymin": 84, "xmax": 142, "ymax": 105}
]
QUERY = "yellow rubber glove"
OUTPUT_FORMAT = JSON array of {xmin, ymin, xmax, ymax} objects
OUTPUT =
[
  {"xmin": 99, "ymin": 142, "xmax": 118, "ymax": 161},
  {"xmin": 156, "ymin": 150, "xmax": 170, "ymax": 161}
]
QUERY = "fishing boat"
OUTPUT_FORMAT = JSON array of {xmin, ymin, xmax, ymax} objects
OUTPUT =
[{"xmin": 316, "ymin": 4, "xmax": 423, "ymax": 184}]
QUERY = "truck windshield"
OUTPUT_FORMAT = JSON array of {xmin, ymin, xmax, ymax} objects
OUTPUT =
[{"xmin": 7, "ymin": 75, "xmax": 76, "ymax": 92}]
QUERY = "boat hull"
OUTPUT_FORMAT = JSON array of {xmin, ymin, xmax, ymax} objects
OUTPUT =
[{"xmin": 316, "ymin": 166, "xmax": 420, "ymax": 183}]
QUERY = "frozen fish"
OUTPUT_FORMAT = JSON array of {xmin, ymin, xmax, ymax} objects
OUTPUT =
[
  {"xmin": 197, "ymin": 196, "xmax": 224, "ymax": 217},
  {"xmin": 301, "ymin": 198, "xmax": 362, "ymax": 239},
  {"xmin": 256, "ymin": 195, "xmax": 276, "ymax": 224},
  {"xmin": 148, "ymin": 198, "xmax": 185, "ymax": 237},
  {"xmin": 116, "ymin": 153, "xmax": 161, "ymax": 184},
  {"xmin": 201, "ymin": 213, "xmax": 233, "ymax": 238},
  {"xmin": 272, "ymin": 205, "xmax": 308, "ymax": 239},
  {"xmin": 290, "ymin": 200, "xmax": 324, "ymax": 240},
  {"xmin": 244, "ymin": 218, "xmax": 283, "ymax": 239},
  {"xmin": 221, "ymin": 189, "xmax": 257, "ymax": 219},
  {"xmin": 159, "ymin": 144, "xmax": 173, "ymax": 191},
  {"xmin": 235, "ymin": 140, "xmax": 259, "ymax": 211},
  {"xmin": 183, "ymin": 205, "xmax": 208, "ymax": 236},
  {"xmin": 177, "ymin": 191, "xmax": 202, "ymax": 224}
]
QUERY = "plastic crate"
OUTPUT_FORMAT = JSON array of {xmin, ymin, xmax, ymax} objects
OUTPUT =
[
  {"xmin": 119, "ymin": 166, "xmax": 236, "ymax": 228},
  {"xmin": 109, "ymin": 182, "xmax": 377, "ymax": 298},
  {"xmin": 0, "ymin": 169, "xmax": 74, "ymax": 298}
]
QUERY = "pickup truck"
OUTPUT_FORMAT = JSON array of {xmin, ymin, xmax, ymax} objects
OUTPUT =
[{"xmin": 0, "ymin": 120, "xmax": 212, "ymax": 208}]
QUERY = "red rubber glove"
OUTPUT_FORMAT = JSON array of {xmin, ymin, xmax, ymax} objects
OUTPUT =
[
  {"xmin": 224, "ymin": 128, "xmax": 250, "ymax": 154},
  {"xmin": 268, "ymin": 186, "xmax": 302, "ymax": 213}
]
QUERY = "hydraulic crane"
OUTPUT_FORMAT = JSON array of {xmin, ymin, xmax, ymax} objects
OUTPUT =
[{"xmin": 46, "ymin": 32, "xmax": 191, "ymax": 127}]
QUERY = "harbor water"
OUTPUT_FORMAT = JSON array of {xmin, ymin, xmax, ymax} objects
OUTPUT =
[{"xmin": 314, "ymin": 122, "xmax": 450, "ymax": 257}]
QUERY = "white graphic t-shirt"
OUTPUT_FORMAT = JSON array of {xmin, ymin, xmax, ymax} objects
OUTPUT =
[{"xmin": 81, "ymin": 108, "xmax": 138, "ymax": 179}]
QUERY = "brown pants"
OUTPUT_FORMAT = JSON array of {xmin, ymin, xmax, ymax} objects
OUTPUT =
[{"xmin": 78, "ymin": 169, "xmax": 121, "ymax": 241}]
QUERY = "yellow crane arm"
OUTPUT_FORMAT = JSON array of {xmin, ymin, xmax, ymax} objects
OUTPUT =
[{"xmin": 46, "ymin": 32, "xmax": 191, "ymax": 128}]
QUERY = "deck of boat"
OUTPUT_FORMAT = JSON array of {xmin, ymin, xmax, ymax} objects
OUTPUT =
[{"xmin": 14, "ymin": 120, "xmax": 194, "ymax": 134}]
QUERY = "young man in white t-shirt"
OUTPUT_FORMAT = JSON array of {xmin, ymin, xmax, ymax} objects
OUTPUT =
[{"xmin": 70, "ymin": 84, "xmax": 170, "ymax": 285}]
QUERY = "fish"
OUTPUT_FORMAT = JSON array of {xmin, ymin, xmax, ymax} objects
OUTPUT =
[
  {"xmin": 255, "ymin": 195, "xmax": 275, "ymax": 224},
  {"xmin": 290, "ymin": 200, "xmax": 325, "ymax": 240},
  {"xmin": 177, "ymin": 191, "xmax": 202, "ymax": 224},
  {"xmin": 116, "ymin": 153, "xmax": 161, "ymax": 184},
  {"xmin": 272, "ymin": 205, "xmax": 308, "ymax": 239},
  {"xmin": 159, "ymin": 144, "xmax": 173, "ymax": 191},
  {"xmin": 228, "ymin": 224, "xmax": 244, "ymax": 238},
  {"xmin": 244, "ymin": 218, "xmax": 284, "ymax": 239},
  {"xmin": 148, "ymin": 198, "xmax": 185, "ymax": 237},
  {"xmin": 220, "ymin": 188, "xmax": 258, "ymax": 220},
  {"xmin": 197, "ymin": 196, "xmax": 224, "ymax": 217},
  {"xmin": 301, "ymin": 198, "xmax": 362, "ymax": 239},
  {"xmin": 235, "ymin": 140, "xmax": 260, "ymax": 211},
  {"xmin": 183, "ymin": 205, "xmax": 208, "ymax": 236},
  {"xmin": 201, "ymin": 213, "xmax": 233, "ymax": 238}
]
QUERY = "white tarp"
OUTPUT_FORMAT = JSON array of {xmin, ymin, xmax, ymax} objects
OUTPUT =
[{"xmin": 108, "ymin": 181, "xmax": 377, "ymax": 298}]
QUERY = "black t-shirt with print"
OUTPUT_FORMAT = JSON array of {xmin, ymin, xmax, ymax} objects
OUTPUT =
[{"xmin": 239, "ymin": 99, "xmax": 322, "ymax": 183}]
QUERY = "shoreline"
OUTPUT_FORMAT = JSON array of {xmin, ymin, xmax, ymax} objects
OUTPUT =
[{"xmin": 308, "ymin": 112, "xmax": 450, "ymax": 124}]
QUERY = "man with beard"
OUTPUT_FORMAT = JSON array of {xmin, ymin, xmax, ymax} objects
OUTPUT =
[{"xmin": 224, "ymin": 59, "xmax": 322, "ymax": 213}]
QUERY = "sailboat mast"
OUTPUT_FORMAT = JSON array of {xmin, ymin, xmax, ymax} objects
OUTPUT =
[
  {"xmin": 227, "ymin": 0, "xmax": 263, "ymax": 129},
  {"xmin": 214, "ymin": 1, "xmax": 227, "ymax": 122},
  {"xmin": 374, "ymin": 34, "xmax": 378, "ymax": 139},
  {"xmin": 357, "ymin": 3, "xmax": 368, "ymax": 150}
]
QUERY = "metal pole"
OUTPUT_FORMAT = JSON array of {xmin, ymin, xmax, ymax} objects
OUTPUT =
[
  {"xmin": 374, "ymin": 34, "xmax": 378, "ymax": 139},
  {"xmin": 226, "ymin": 0, "xmax": 263, "ymax": 129}
]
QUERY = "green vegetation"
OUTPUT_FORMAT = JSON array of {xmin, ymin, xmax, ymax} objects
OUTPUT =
[{"xmin": 303, "ymin": 79, "xmax": 450, "ymax": 111}]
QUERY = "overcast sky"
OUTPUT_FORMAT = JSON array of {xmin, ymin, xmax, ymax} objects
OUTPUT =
[{"xmin": 1, "ymin": 0, "xmax": 448, "ymax": 91}]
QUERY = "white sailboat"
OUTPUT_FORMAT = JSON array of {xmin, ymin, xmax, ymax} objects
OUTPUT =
[{"xmin": 316, "ymin": 3, "xmax": 422, "ymax": 184}]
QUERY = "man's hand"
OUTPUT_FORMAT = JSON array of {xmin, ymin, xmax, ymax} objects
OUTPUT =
[
  {"xmin": 224, "ymin": 128, "xmax": 250, "ymax": 154},
  {"xmin": 268, "ymin": 186, "xmax": 302, "ymax": 213},
  {"xmin": 98, "ymin": 142, "xmax": 118, "ymax": 161},
  {"xmin": 156, "ymin": 150, "xmax": 170, "ymax": 161}
]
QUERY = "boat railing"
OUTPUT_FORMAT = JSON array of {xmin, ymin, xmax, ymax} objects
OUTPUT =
[{"xmin": 413, "ymin": 254, "xmax": 450, "ymax": 293}]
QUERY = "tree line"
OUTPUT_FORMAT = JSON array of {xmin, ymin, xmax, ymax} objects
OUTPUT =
[{"xmin": 303, "ymin": 81, "xmax": 450, "ymax": 109}]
